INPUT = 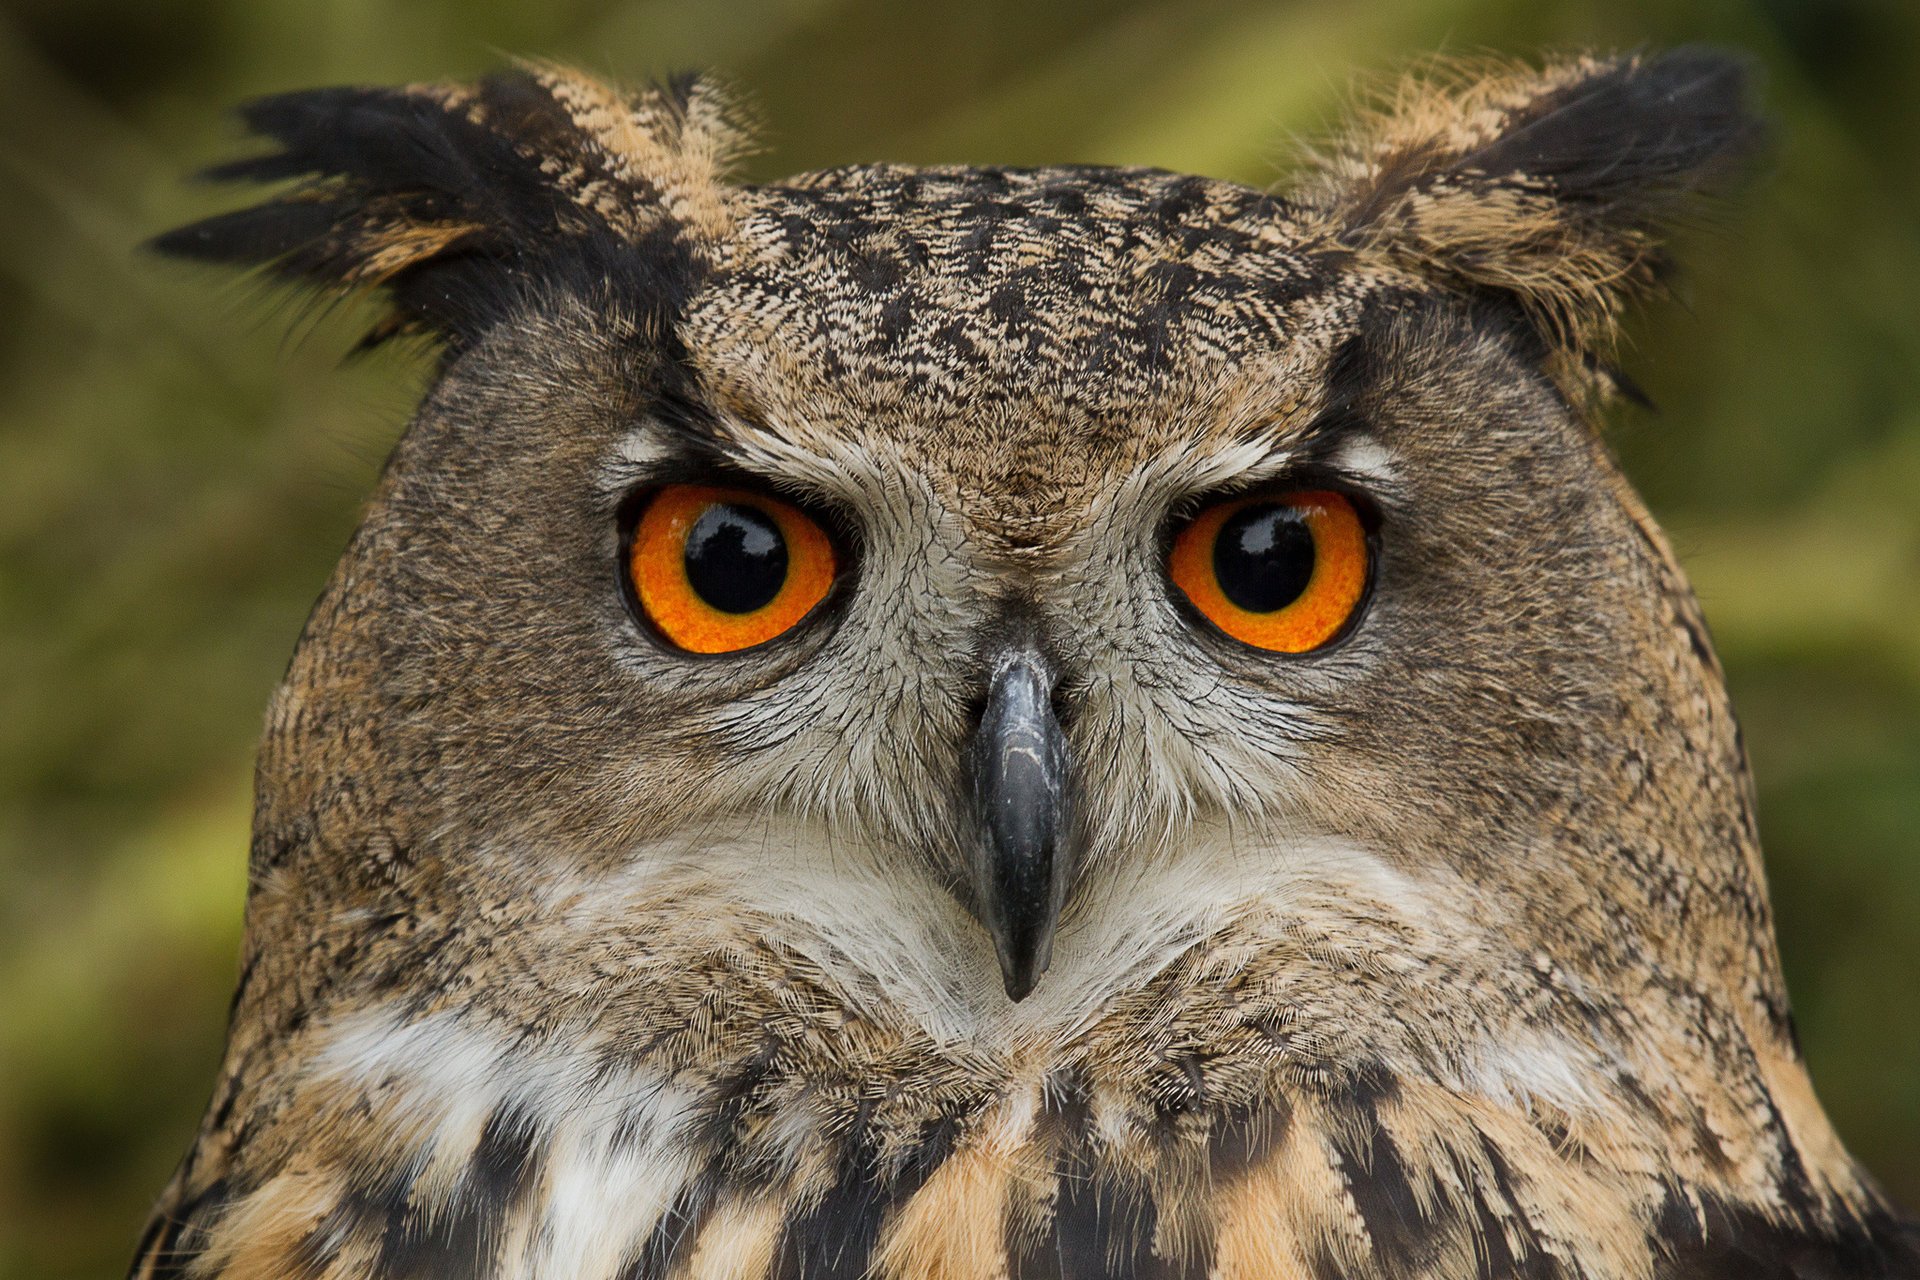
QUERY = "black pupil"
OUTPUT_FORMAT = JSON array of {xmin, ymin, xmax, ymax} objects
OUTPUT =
[
  {"xmin": 1212, "ymin": 503, "xmax": 1316, "ymax": 613},
  {"xmin": 684, "ymin": 502, "xmax": 788, "ymax": 614}
]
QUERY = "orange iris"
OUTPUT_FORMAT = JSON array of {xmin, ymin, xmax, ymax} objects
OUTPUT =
[
  {"xmin": 1168, "ymin": 488, "xmax": 1369, "ymax": 653},
  {"xmin": 628, "ymin": 484, "xmax": 837, "ymax": 654}
]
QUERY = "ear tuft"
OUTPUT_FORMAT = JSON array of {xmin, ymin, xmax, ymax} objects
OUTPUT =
[
  {"xmin": 1298, "ymin": 49, "xmax": 1765, "ymax": 398},
  {"xmin": 150, "ymin": 67, "xmax": 751, "ymax": 350}
]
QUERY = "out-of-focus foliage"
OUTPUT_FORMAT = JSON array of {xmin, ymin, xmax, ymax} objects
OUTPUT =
[{"xmin": 0, "ymin": 0, "xmax": 1915, "ymax": 1274}]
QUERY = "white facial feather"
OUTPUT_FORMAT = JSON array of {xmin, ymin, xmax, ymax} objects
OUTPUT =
[
  {"xmin": 313, "ymin": 1008, "xmax": 704, "ymax": 1270},
  {"xmin": 1326, "ymin": 433, "xmax": 1399, "ymax": 490},
  {"xmin": 550, "ymin": 815, "xmax": 1481, "ymax": 1054}
]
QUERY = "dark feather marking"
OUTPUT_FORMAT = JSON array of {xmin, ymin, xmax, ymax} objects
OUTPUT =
[
  {"xmin": 286, "ymin": 1174, "xmax": 407, "ymax": 1277},
  {"xmin": 127, "ymin": 1179, "xmax": 230, "ymax": 1280},
  {"xmin": 129, "ymin": 1215, "xmax": 172, "ymax": 1280},
  {"xmin": 1013, "ymin": 1170, "xmax": 1203, "ymax": 1280},
  {"xmin": 1471, "ymin": 1133, "xmax": 1564, "ymax": 1280},
  {"xmin": 1206, "ymin": 1099, "xmax": 1292, "ymax": 1183},
  {"xmin": 1651, "ymin": 1187, "xmax": 1920, "ymax": 1279},
  {"xmin": 1465, "ymin": 1178, "xmax": 1522, "ymax": 1280},
  {"xmin": 769, "ymin": 1109, "xmax": 964, "ymax": 1280},
  {"xmin": 1010, "ymin": 1069, "xmax": 1209, "ymax": 1280},
  {"xmin": 619, "ymin": 1163, "xmax": 723, "ymax": 1280},
  {"xmin": 1031, "ymin": 1066, "xmax": 1093, "ymax": 1148},
  {"xmin": 695, "ymin": 1033, "xmax": 788, "ymax": 1190},
  {"xmin": 367, "ymin": 1171, "xmax": 455, "ymax": 1277},
  {"xmin": 646, "ymin": 374, "xmax": 735, "ymax": 457},
  {"xmin": 1340, "ymin": 141, "xmax": 1443, "ymax": 234},
  {"xmin": 1307, "ymin": 1241, "xmax": 1348, "ymax": 1279},
  {"xmin": 349, "ymin": 1103, "xmax": 541, "ymax": 1278},
  {"xmin": 1325, "ymin": 1069, "xmax": 1438, "ymax": 1274}
]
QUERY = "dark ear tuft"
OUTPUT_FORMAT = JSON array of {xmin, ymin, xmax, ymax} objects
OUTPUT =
[
  {"xmin": 1298, "ymin": 48, "xmax": 1766, "ymax": 399},
  {"xmin": 150, "ymin": 67, "xmax": 749, "ymax": 351}
]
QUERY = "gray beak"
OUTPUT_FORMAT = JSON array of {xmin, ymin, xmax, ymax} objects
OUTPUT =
[{"xmin": 968, "ymin": 648, "xmax": 1074, "ymax": 1001}]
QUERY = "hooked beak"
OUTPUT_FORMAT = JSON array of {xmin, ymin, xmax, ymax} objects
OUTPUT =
[{"xmin": 967, "ymin": 648, "xmax": 1074, "ymax": 1001}]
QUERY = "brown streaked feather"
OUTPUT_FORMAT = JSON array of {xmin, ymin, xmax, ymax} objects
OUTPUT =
[
  {"xmin": 873, "ymin": 1106, "xmax": 1029, "ymax": 1280},
  {"xmin": 679, "ymin": 1196, "xmax": 786, "ymax": 1280}
]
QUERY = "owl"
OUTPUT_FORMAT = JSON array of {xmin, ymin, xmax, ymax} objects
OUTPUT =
[{"xmin": 132, "ymin": 48, "xmax": 1919, "ymax": 1280}]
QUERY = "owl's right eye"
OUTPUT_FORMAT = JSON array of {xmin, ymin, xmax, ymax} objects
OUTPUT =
[{"xmin": 625, "ymin": 484, "xmax": 838, "ymax": 654}]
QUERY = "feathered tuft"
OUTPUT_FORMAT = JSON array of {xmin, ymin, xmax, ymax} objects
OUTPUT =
[
  {"xmin": 150, "ymin": 67, "xmax": 751, "ymax": 351},
  {"xmin": 1297, "ymin": 48, "xmax": 1766, "ymax": 399}
]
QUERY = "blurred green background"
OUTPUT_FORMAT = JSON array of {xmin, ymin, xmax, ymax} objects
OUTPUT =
[{"xmin": 0, "ymin": 0, "xmax": 1916, "ymax": 1274}]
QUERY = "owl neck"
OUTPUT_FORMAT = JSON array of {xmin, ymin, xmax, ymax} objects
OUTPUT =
[
  {"xmin": 151, "ymin": 813, "xmax": 1913, "ymax": 1280},
  {"xmin": 164, "ymin": 967, "xmax": 1911, "ymax": 1280}
]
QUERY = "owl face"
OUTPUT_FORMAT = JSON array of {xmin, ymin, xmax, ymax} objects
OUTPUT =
[
  {"xmin": 154, "ymin": 53, "xmax": 1775, "ymax": 1034},
  {"xmin": 256, "ymin": 151, "xmax": 1702, "ymax": 1025}
]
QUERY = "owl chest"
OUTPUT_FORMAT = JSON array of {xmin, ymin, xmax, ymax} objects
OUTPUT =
[
  {"xmin": 258, "ymin": 1048, "xmax": 1724, "ymax": 1280},
  {"xmin": 304, "ymin": 1065, "xmax": 1265, "ymax": 1279}
]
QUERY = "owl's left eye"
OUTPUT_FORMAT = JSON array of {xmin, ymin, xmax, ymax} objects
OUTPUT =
[
  {"xmin": 625, "ymin": 484, "xmax": 838, "ymax": 654},
  {"xmin": 1167, "ymin": 488, "xmax": 1371, "ymax": 653}
]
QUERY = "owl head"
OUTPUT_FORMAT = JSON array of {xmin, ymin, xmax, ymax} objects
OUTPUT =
[
  {"xmin": 158, "ymin": 49, "xmax": 1770, "ymax": 1010},
  {"xmin": 139, "ymin": 49, "xmax": 1920, "ymax": 1280},
  {"xmin": 152, "ymin": 48, "xmax": 1780, "ymax": 1021}
]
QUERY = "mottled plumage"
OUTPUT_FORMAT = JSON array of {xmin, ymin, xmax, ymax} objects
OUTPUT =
[{"xmin": 136, "ymin": 50, "xmax": 1918, "ymax": 1280}]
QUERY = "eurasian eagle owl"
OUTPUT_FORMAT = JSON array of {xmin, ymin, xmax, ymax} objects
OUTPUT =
[{"xmin": 134, "ymin": 48, "xmax": 1920, "ymax": 1279}]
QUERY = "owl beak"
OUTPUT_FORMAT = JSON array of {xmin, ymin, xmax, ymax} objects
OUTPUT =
[{"xmin": 968, "ymin": 647, "xmax": 1074, "ymax": 1002}]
